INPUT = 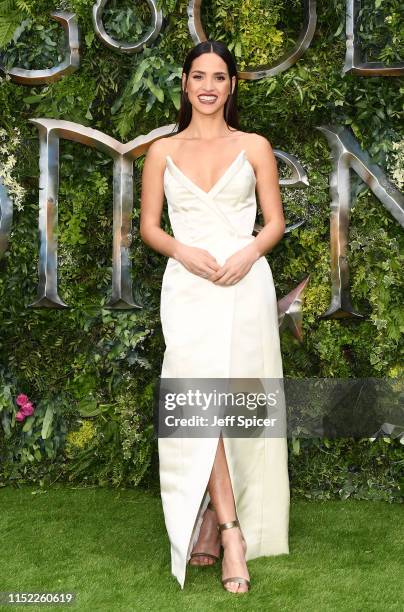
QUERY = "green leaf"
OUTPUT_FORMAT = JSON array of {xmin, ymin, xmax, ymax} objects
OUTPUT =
[
  {"xmin": 41, "ymin": 405, "xmax": 54, "ymax": 439},
  {"xmin": 77, "ymin": 397, "xmax": 100, "ymax": 417},
  {"xmin": 132, "ymin": 59, "xmax": 149, "ymax": 86},
  {"xmin": 85, "ymin": 31, "xmax": 94, "ymax": 47},
  {"xmin": 0, "ymin": 15, "xmax": 21, "ymax": 49},
  {"xmin": 130, "ymin": 79, "xmax": 143, "ymax": 95},
  {"xmin": 23, "ymin": 94, "xmax": 44, "ymax": 104},
  {"xmin": 1, "ymin": 412, "xmax": 11, "ymax": 437},
  {"xmin": 146, "ymin": 77, "xmax": 164, "ymax": 102},
  {"xmin": 22, "ymin": 415, "xmax": 34, "ymax": 432},
  {"xmin": 333, "ymin": 22, "xmax": 344, "ymax": 37},
  {"xmin": 169, "ymin": 89, "xmax": 180, "ymax": 109},
  {"xmin": 110, "ymin": 98, "xmax": 123, "ymax": 115},
  {"xmin": 295, "ymin": 82, "xmax": 304, "ymax": 104}
]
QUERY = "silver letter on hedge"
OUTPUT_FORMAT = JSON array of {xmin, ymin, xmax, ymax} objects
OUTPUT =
[
  {"xmin": 0, "ymin": 12, "xmax": 80, "ymax": 85},
  {"xmin": 316, "ymin": 124, "xmax": 404, "ymax": 320},
  {"xmin": 188, "ymin": 0, "xmax": 317, "ymax": 80},
  {"xmin": 93, "ymin": 0, "xmax": 163, "ymax": 53},
  {"xmin": 29, "ymin": 119, "xmax": 176, "ymax": 309},
  {"xmin": 344, "ymin": 0, "xmax": 404, "ymax": 76}
]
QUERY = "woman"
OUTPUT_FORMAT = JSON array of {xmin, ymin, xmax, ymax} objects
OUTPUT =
[{"xmin": 140, "ymin": 39, "xmax": 289, "ymax": 594}]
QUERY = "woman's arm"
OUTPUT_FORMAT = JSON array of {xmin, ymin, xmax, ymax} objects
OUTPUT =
[
  {"xmin": 140, "ymin": 140, "xmax": 183, "ymax": 260},
  {"xmin": 247, "ymin": 134, "xmax": 286, "ymax": 259}
]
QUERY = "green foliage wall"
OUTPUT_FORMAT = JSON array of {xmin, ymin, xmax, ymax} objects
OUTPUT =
[{"xmin": 0, "ymin": 0, "xmax": 403, "ymax": 500}]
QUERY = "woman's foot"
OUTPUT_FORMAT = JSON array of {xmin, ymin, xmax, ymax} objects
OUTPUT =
[
  {"xmin": 220, "ymin": 526, "xmax": 250, "ymax": 593},
  {"xmin": 189, "ymin": 504, "xmax": 221, "ymax": 566}
]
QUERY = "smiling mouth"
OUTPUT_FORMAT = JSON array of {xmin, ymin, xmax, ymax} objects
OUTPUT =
[{"xmin": 198, "ymin": 95, "xmax": 218, "ymax": 104}]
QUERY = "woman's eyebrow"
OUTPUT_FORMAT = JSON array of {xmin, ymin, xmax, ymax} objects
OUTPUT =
[{"xmin": 190, "ymin": 70, "xmax": 227, "ymax": 75}]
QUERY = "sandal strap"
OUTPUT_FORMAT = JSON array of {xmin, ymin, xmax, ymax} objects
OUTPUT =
[
  {"xmin": 222, "ymin": 576, "xmax": 250, "ymax": 588},
  {"xmin": 190, "ymin": 551, "xmax": 220, "ymax": 561},
  {"xmin": 217, "ymin": 518, "xmax": 239, "ymax": 532}
]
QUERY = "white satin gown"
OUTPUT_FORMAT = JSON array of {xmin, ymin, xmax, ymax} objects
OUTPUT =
[{"xmin": 159, "ymin": 148, "xmax": 290, "ymax": 589}]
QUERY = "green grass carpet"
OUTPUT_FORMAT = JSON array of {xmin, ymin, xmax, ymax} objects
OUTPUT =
[{"xmin": 0, "ymin": 486, "xmax": 402, "ymax": 611}]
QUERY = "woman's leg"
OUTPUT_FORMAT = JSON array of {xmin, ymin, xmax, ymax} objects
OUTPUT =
[
  {"xmin": 188, "ymin": 498, "xmax": 221, "ymax": 565},
  {"xmin": 208, "ymin": 434, "xmax": 250, "ymax": 593}
]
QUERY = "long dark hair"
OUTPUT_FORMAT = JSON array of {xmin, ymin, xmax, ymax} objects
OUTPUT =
[{"xmin": 174, "ymin": 40, "xmax": 240, "ymax": 134}]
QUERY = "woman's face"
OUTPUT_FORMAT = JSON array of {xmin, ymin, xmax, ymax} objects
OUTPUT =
[{"xmin": 182, "ymin": 52, "xmax": 235, "ymax": 115}]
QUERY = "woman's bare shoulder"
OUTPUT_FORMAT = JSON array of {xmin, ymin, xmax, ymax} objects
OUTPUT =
[
  {"xmin": 146, "ymin": 136, "xmax": 173, "ymax": 159},
  {"xmin": 144, "ymin": 136, "xmax": 179, "ymax": 173},
  {"xmin": 242, "ymin": 131, "xmax": 273, "ymax": 149},
  {"xmin": 245, "ymin": 132, "xmax": 275, "ymax": 161},
  {"xmin": 242, "ymin": 132, "xmax": 276, "ymax": 173}
]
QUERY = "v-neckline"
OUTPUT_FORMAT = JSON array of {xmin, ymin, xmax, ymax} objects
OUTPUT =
[{"xmin": 165, "ymin": 149, "xmax": 246, "ymax": 197}]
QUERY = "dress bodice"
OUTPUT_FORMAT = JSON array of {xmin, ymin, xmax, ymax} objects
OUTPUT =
[{"xmin": 163, "ymin": 149, "xmax": 257, "ymax": 256}]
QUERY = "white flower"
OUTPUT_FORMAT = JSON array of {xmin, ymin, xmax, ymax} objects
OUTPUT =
[{"xmin": 0, "ymin": 128, "xmax": 26, "ymax": 211}]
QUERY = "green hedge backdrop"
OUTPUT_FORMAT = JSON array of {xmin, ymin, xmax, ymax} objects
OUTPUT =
[{"xmin": 0, "ymin": 0, "xmax": 403, "ymax": 501}]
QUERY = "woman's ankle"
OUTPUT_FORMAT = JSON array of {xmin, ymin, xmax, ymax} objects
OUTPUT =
[{"xmin": 220, "ymin": 527, "xmax": 245, "ymax": 547}]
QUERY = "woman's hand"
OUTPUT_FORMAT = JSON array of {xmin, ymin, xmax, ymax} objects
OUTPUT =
[
  {"xmin": 175, "ymin": 244, "xmax": 221, "ymax": 278},
  {"xmin": 209, "ymin": 244, "xmax": 261, "ymax": 286}
]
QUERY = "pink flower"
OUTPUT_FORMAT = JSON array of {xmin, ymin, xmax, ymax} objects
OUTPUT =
[
  {"xmin": 21, "ymin": 402, "xmax": 34, "ymax": 416},
  {"xmin": 15, "ymin": 394, "xmax": 35, "ymax": 423},
  {"xmin": 16, "ymin": 393, "xmax": 29, "ymax": 407}
]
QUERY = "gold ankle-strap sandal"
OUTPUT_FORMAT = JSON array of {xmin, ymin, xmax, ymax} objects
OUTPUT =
[
  {"xmin": 189, "ymin": 501, "xmax": 221, "ymax": 565},
  {"xmin": 217, "ymin": 518, "xmax": 251, "ymax": 592}
]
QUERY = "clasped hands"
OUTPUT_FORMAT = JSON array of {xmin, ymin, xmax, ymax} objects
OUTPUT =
[{"xmin": 176, "ymin": 243, "xmax": 260, "ymax": 286}]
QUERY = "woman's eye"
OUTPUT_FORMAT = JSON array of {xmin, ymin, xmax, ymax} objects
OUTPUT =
[{"xmin": 192, "ymin": 75, "xmax": 225, "ymax": 80}]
